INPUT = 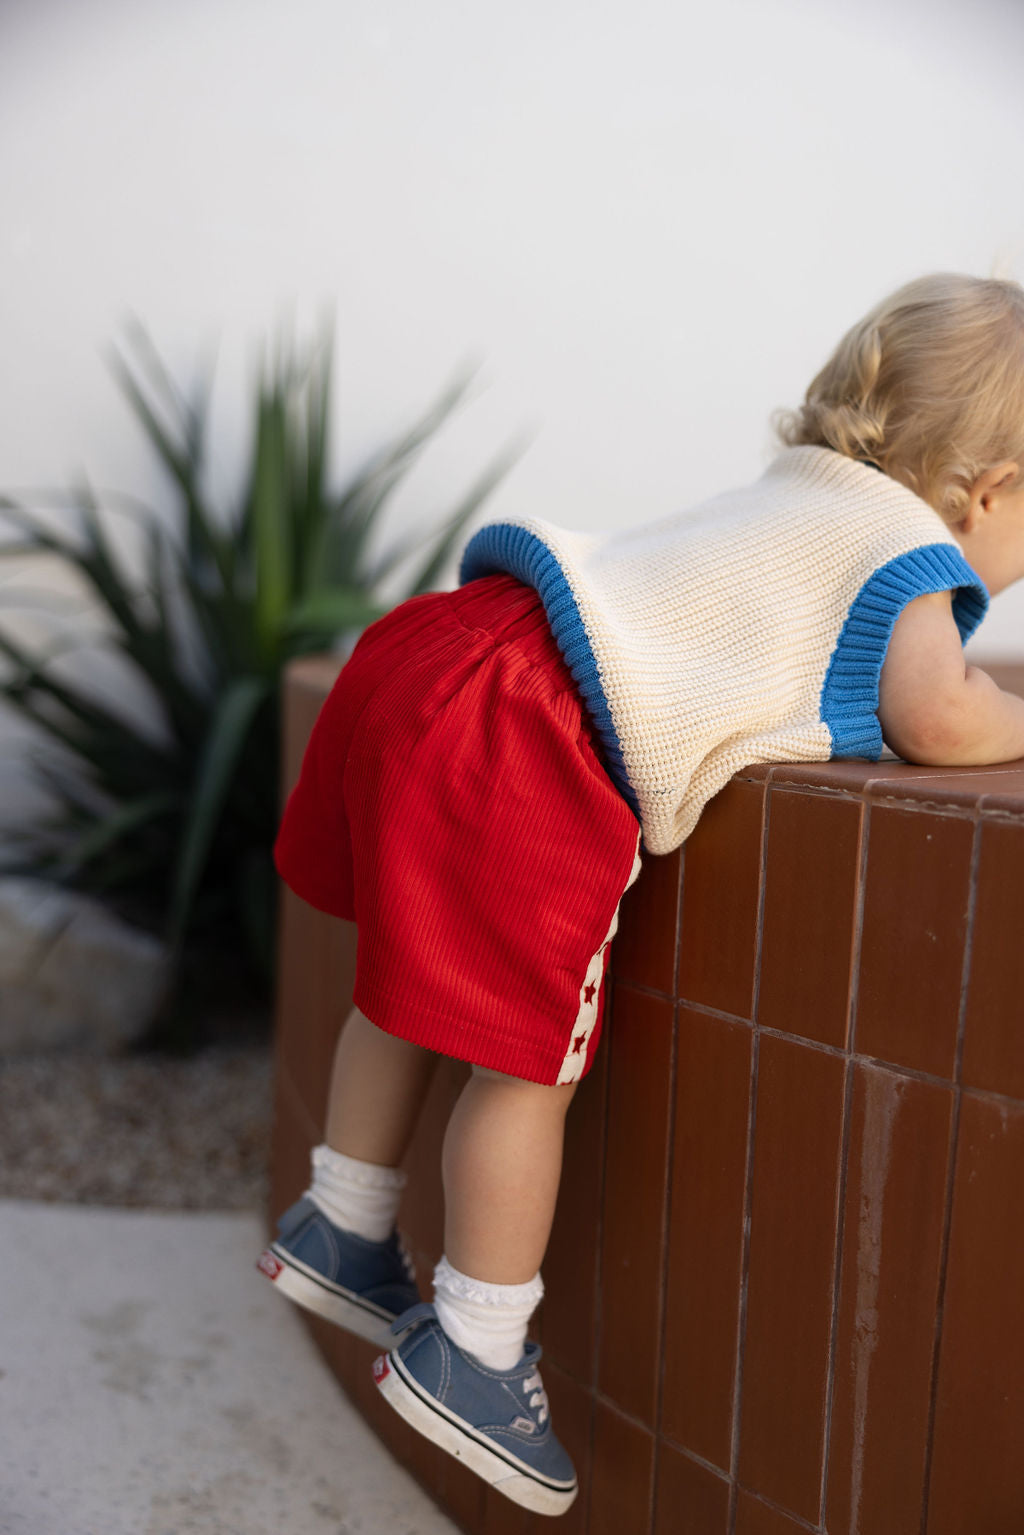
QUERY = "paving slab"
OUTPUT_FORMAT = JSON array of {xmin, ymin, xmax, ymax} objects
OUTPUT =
[{"xmin": 0, "ymin": 1200, "xmax": 458, "ymax": 1535}]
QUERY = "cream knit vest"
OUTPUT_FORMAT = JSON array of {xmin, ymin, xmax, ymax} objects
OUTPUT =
[{"xmin": 459, "ymin": 447, "xmax": 988, "ymax": 854}]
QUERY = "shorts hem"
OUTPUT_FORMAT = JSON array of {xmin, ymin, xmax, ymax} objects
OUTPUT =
[{"xmin": 353, "ymin": 979, "xmax": 601, "ymax": 1087}]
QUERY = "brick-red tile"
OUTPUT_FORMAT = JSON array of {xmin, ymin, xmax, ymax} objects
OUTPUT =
[
  {"xmin": 398, "ymin": 1057, "xmax": 467, "ymax": 1291},
  {"xmin": 267, "ymin": 1065, "xmax": 315, "ymax": 1225},
  {"xmin": 613, "ymin": 847, "xmax": 681, "ymax": 996},
  {"xmin": 825, "ymin": 1064, "xmax": 953, "ymax": 1535},
  {"xmin": 662, "ymin": 1007, "xmax": 752, "ymax": 1467},
  {"xmin": 274, "ymin": 663, "xmax": 357, "ymax": 1131},
  {"xmin": 436, "ymin": 1452, "xmax": 486, "ymax": 1530},
  {"xmin": 738, "ymin": 1034, "xmax": 845, "ymax": 1522},
  {"xmin": 598, "ymin": 987, "xmax": 674, "ymax": 1427},
  {"xmin": 653, "ymin": 1442, "xmax": 730, "ymax": 1535},
  {"xmin": 541, "ymin": 1030, "xmax": 609, "ymax": 1384},
  {"xmin": 927, "ymin": 1092, "xmax": 1024, "ymax": 1535},
  {"xmin": 677, "ymin": 778, "xmax": 765, "ymax": 1020},
  {"xmin": 481, "ymin": 1486, "xmax": 530, "ymax": 1535},
  {"xmin": 855, "ymin": 807, "xmax": 973, "ymax": 1079},
  {"xmin": 527, "ymin": 1362, "xmax": 592, "ymax": 1535},
  {"xmin": 961, "ymin": 818, "xmax": 1024, "ymax": 1101},
  {"xmin": 757, "ymin": 789, "xmax": 862, "ymax": 1048},
  {"xmin": 273, "ymin": 888, "xmax": 354, "ymax": 1131},
  {"xmin": 589, "ymin": 1399, "xmax": 655, "ymax": 1535}
]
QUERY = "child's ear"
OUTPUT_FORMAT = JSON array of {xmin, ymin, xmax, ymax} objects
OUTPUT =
[{"xmin": 961, "ymin": 461, "xmax": 1020, "ymax": 532}]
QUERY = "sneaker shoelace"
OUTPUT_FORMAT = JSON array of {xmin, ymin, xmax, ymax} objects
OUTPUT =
[
  {"xmin": 396, "ymin": 1231, "xmax": 417, "ymax": 1284},
  {"xmin": 523, "ymin": 1370, "xmax": 549, "ymax": 1425}
]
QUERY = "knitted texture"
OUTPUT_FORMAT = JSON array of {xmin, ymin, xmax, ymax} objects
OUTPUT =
[{"xmin": 460, "ymin": 447, "xmax": 988, "ymax": 853}]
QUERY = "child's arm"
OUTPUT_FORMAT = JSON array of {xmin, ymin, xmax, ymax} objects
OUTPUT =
[{"xmin": 877, "ymin": 591, "xmax": 1024, "ymax": 766}]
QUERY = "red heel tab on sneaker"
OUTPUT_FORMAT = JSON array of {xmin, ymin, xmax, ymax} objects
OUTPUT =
[
  {"xmin": 372, "ymin": 1353, "xmax": 391, "ymax": 1383},
  {"xmin": 256, "ymin": 1250, "xmax": 284, "ymax": 1280}
]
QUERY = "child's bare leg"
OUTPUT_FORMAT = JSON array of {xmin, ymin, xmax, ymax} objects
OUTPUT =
[
  {"xmin": 262, "ymin": 1006, "xmax": 431, "ymax": 1342},
  {"xmin": 325, "ymin": 1006, "xmax": 440, "ymax": 1166},
  {"xmin": 442, "ymin": 1066, "xmax": 578, "ymax": 1283}
]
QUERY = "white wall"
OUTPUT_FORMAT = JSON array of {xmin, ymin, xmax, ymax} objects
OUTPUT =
[{"xmin": 2, "ymin": 0, "xmax": 1024, "ymax": 808}]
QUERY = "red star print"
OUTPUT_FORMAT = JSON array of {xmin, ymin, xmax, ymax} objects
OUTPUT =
[
  {"xmin": 572, "ymin": 1033, "xmax": 587, "ymax": 1054},
  {"xmin": 583, "ymin": 982, "xmax": 597, "ymax": 1005}
]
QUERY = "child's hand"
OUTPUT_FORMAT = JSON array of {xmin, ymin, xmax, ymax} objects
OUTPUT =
[{"xmin": 878, "ymin": 591, "xmax": 1024, "ymax": 766}]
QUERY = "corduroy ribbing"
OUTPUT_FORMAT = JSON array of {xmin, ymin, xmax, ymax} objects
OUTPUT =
[{"xmin": 278, "ymin": 576, "xmax": 641, "ymax": 1084}]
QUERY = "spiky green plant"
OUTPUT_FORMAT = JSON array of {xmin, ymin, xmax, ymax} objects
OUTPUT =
[{"xmin": 0, "ymin": 319, "xmax": 515, "ymax": 1034}]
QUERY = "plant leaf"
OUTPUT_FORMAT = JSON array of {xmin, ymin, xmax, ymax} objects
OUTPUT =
[
  {"xmin": 108, "ymin": 333, "xmax": 235, "ymax": 593},
  {"xmin": 0, "ymin": 497, "xmax": 87, "ymax": 563},
  {"xmin": 283, "ymin": 589, "xmax": 384, "ymax": 634},
  {"xmin": 54, "ymin": 788, "xmax": 180, "ymax": 875},
  {"xmin": 167, "ymin": 676, "xmax": 271, "ymax": 946},
  {"xmin": 301, "ymin": 321, "xmax": 333, "ymax": 570},
  {"xmin": 388, "ymin": 438, "xmax": 525, "ymax": 597},
  {"xmin": 0, "ymin": 628, "xmax": 182, "ymax": 794},
  {"xmin": 2, "ymin": 323, "xmax": 515, "ymax": 980},
  {"xmin": 308, "ymin": 366, "xmax": 480, "ymax": 591},
  {"xmin": 250, "ymin": 379, "xmax": 292, "ymax": 659}
]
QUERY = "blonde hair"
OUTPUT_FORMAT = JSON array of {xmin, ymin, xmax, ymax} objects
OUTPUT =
[{"xmin": 775, "ymin": 273, "xmax": 1024, "ymax": 522}]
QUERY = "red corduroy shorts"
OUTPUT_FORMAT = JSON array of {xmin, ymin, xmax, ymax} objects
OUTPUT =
[{"xmin": 273, "ymin": 574, "xmax": 642, "ymax": 1085}]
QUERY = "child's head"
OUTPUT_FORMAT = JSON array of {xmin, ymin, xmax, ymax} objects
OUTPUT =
[{"xmin": 776, "ymin": 273, "xmax": 1024, "ymax": 524}]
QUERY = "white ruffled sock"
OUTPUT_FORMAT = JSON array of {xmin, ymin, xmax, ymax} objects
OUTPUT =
[
  {"xmin": 433, "ymin": 1254, "xmax": 544, "ymax": 1371},
  {"xmin": 307, "ymin": 1143, "xmax": 406, "ymax": 1243}
]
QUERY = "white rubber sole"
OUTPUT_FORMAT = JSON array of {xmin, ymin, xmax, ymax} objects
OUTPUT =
[
  {"xmin": 256, "ymin": 1246, "xmax": 397, "ymax": 1349},
  {"xmin": 373, "ymin": 1348, "xmax": 578, "ymax": 1517}
]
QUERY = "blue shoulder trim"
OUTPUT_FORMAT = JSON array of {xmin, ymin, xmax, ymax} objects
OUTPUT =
[
  {"xmin": 821, "ymin": 545, "xmax": 988, "ymax": 758},
  {"xmin": 460, "ymin": 525, "xmax": 640, "ymax": 815}
]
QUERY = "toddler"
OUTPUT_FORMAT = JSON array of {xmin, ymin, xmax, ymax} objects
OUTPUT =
[{"xmin": 257, "ymin": 273, "xmax": 1024, "ymax": 1516}]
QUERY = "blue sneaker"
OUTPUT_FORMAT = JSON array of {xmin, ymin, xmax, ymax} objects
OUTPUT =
[
  {"xmin": 256, "ymin": 1196, "xmax": 419, "ymax": 1348},
  {"xmin": 373, "ymin": 1302, "xmax": 578, "ymax": 1517}
]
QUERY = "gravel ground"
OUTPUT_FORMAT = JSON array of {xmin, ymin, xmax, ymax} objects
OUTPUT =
[{"xmin": 0, "ymin": 1042, "xmax": 274, "ymax": 1211}]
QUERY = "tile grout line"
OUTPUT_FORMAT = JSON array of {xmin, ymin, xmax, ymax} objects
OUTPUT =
[
  {"xmin": 726, "ymin": 781, "xmax": 771, "ymax": 1534},
  {"xmin": 588, "ymin": 1387, "xmax": 669, "ymax": 1438},
  {"xmin": 766, "ymin": 780, "xmax": 986, "ymax": 821},
  {"xmin": 734, "ymin": 1486, "xmax": 825, "ymax": 1534},
  {"xmin": 644, "ymin": 840, "xmax": 686, "ymax": 1532},
  {"xmin": 744, "ymin": 1030, "xmax": 1004, "ymax": 1099},
  {"xmin": 583, "ymin": 992, "xmax": 617, "ymax": 1534},
  {"xmin": 656, "ymin": 1434, "xmax": 731, "ymax": 1482},
  {"xmin": 817, "ymin": 795, "xmax": 871, "ymax": 1531},
  {"xmin": 654, "ymin": 994, "xmax": 1022, "ymax": 1095},
  {"xmin": 959, "ymin": 1080, "xmax": 1024, "ymax": 1111},
  {"xmin": 649, "ymin": 1000, "xmax": 679, "ymax": 1535},
  {"xmin": 609, "ymin": 977, "xmax": 678, "ymax": 1003},
  {"xmin": 917, "ymin": 815, "xmax": 981, "ymax": 1535},
  {"xmin": 656, "ymin": 994, "xmax": 754, "ymax": 1025}
]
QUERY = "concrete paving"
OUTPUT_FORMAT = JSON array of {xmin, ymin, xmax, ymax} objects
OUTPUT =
[{"xmin": 0, "ymin": 1200, "xmax": 458, "ymax": 1535}]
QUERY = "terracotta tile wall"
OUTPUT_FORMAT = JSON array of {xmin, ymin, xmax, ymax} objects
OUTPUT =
[{"xmin": 270, "ymin": 657, "xmax": 1024, "ymax": 1535}]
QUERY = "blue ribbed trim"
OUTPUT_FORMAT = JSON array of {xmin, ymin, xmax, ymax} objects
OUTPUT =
[
  {"xmin": 821, "ymin": 545, "xmax": 988, "ymax": 758},
  {"xmin": 460, "ymin": 525, "xmax": 641, "ymax": 815}
]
